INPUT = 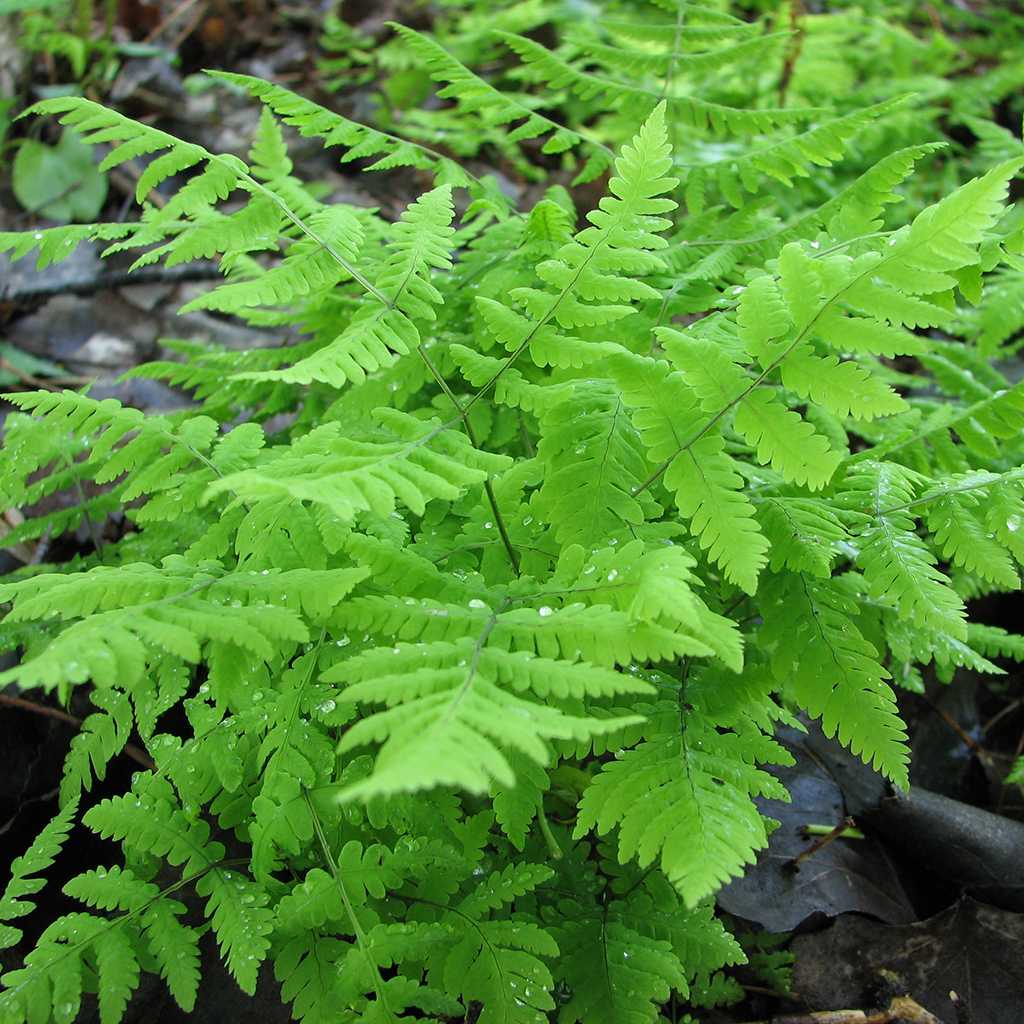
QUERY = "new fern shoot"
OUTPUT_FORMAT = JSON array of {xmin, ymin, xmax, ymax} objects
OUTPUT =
[{"xmin": 2, "ymin": 3, "xmax": 1024, "ymax": 1022}]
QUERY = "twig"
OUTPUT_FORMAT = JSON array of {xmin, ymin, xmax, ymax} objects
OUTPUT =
[
  {"xmin": 785, "ymin": 815, "xmax": 857, "ymax": 871},
  {"xmin": 0, "ymin": 692, "xmax": 157, "ymax": 771},
  {"xmin": 0, "ymin": 358, "xmax": 88, "ymax": 393}
]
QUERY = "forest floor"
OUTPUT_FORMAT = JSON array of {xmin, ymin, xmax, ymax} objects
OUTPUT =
[{"xmin": 1, "ymin": 1, "xmax": 1024, "ymax": 1022}]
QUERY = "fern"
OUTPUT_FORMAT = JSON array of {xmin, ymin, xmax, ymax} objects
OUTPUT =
[
  {"xmin": 3, "ymin": 6, "xmax": 1024, "ymax": 1023},
  {"xmin": 0, "ymin": 799, "xmax": 79, "ymax": 952}
]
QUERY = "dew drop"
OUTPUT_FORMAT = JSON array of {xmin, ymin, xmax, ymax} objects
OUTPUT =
[
  {"xmin": 468, "ymin": 599, "xmax": 487, "ymax": 609},
  {"xmin": 538, "ymin": 606, "xmax": 554, "ymax": 617}
]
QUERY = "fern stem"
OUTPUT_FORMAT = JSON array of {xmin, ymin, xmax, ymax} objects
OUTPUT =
[
  {"xmin": 460, "ymin": 181, "xmax": 649, "ymax": 417},
  {"xmin": 418, "ymin": 342, "xmax": 521, "ymax": 575},
  {"xmin": 0, "ymin": 856, "xmax": 251, "ymax": 1009},
  {"xmin": 877, "ymin": 467, "xmax": 1024, "ymax": 515},
  {"xmin": 264, "ymin": 631, "xmax": 325, "ymax": 779},
  {"xmin": 535, "ymin": 806, "xmax": 563, "ymax": 861},
  {"xmin": 634, "ymin": 229, "xmax": 917, "ymax": 499},
  {"xmin": 657, "ymin": 0, "xmax": 688, "ymax": 106},
  {"xmin": 0, "ymin": 693, "xmax": 156, "ymax": 771},
  {"xmin": 224, "ymin": 165, "xmax": 390, "ymax": 305},
  {"xmin": 304, "ymin": 788, "xmax": 397, "ymax": 1023}
]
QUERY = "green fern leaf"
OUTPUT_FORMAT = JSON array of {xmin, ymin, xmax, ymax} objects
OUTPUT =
[
  {"xmin": 760, "ymin": 572, "xmax": 909, "ymax": 788},
  {"xmin": 575, "ymin": 721, "xmax": 788, "ymax": 906},
  {"xmin": 0, "ymin": 912, "xmax": 107, "ymax": 1024},
  {"xmin": 435, "ymin": 864, "xmax": 557, "ymax": 1024},
  {"xmin": 609, "ymin": 351, "xmax": 769, "ymax": 593},
  {"xmin": 533, "ymin": 380, "xmax": 662, "ymax": 549},
  {"xmin": 556, "ymin": 913, "xmax": 685, "ymax": 1024},
  {"xmin": 923, "ymin": 480, "xmax": 1020, "ymax": 588},
  {"xmin": 212, "ymin": 71, "xmax": 469, "ymax": 182},
  {"xmin": 392, "ymin": 24, "xmax": 613, "ymax": 185},
  {"xmin": 732, "ymin": 387, "xmax": 842, "ymax": 488},
  {"xmin": 94, "ymin": 928, "xmax": 140, "ymax": 1024},
  {"xmin": 195, "ymin": 869, "xmax": 273, "ymax": 994},
  {"xmin": 140, "ymin": 900, "xmax": 201, "ymax": 1011},
  {"xmin": 497, "ymin": 31, "xmax": 822, "ymax": 143},
  {"xmin": 780, "ymin": 348, "xmax": 907, "ymax": 420},
  {"xmin": 0, "ymin": 798, "xmax": 79, "ymax": 951},
  {"xmin": 206, "ymin": 414, "xmax": 509, "ymax": 523},
  {"xmin": 61, "ymin": 689, "xmax": 134, "ymax": 800},
  {"xmin": 844, "ymin": 462, "xmax": 967, "ymax": 638},
  {"xmin": 491, "ymin": 752, "xmax": 549, "ymax": 851},
  {"xmin": 614, "ymin": 877, "xmax": 745, "ymax": 1001},
  {"xmin": 757, "ymin": 498, "xmax": 846, "ymax": 577},
  {"xmin": 450, "ymin": 344, "xmax": 573, "ymax": 413},
  {"xmin": 329, "ymin": 639, "xmax": 649, "ymax": 800},
  {"xmin": 237, "ymin": 186, "xmax": 455, "ymax": 388},
  {"xmin": 681, "ymin": 96, "xmax": 912, "ymax": 212}
]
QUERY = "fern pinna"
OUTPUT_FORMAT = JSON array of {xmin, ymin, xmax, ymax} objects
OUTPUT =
[{"xmin": 2, "ymin": 6, "xmax": 1024, "ymax": 1022}]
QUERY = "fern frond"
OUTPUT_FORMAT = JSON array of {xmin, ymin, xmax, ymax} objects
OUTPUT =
[
  {"xmin": 25, "ymin": 94, "xmax": 245, "ymax": 214},
  {"xmin": 966, "ymin": 267, "xmax": 1024, "ymax": 355},
  {"xmin": 614, "ymin": 877, "xmax": 745, "ymax": 1001},
  {"xmin": 609, "ymin": 350, "xmax": 769, "ymax": 594},
  {"xmin": 575, "ymin": 719, "xmax": 789, "ymax": 907},
  {"xmin": 0, "ymin": 222, "xmax": 135, "ymax": 269},
  {"xmin": 581, "ymin": 31, "xmax": 789, "ymax": 78},
  {"xmin": 491, "ymin": 752, "xmax": 548, "ymax": 851},
  {"xmin": 600, "ymin": 18, "xmax": 755, "ymax": 47},
  {"xmin": 84, "ymin": 790, "xmax": 273, "ymax": 994},
  {"xmin": 61, "ymin": 689, "xmax": 135, "ymax": 800},
  {"xmin": 1, "ymin": 391, "xmax": 267, "ymax": 533},
  {"xmin": 236, "ymin": 186, "xmax": 456, "ymax": 388},
  {"xmin": 392, "ymin": 24, "xmax": 614, "ymax": 185},
  {"xmin": 0, "ymin": 912, "xmax": 109, "ymax": 1024},
  {"xmin": 780, "ymin": 348, "xmax": 907, "ymax": 420},
  {"xmin": 449, "ymin": 344, "xmax": 573, "ymax": 413},
  {"xmin": 211, "ymin": 69, "xmax": 500, "ymax": 205},
  {"xmin": 661, "ymin": 326, "xmax": 843, "ymax": 487},
  {"xmin": 681, "ymin": 96, "xmax": 912, "ymax": 213},
  {"xmin": 533, "ymin": 380, "xmax": 661, "ymax": 550},
  {"xmin": 438, "ymin": 865, "xmax": 558, "ymax": 1024},
  {"xmin": 0, "ymin": 798, "xmax": 79, "ymax": 951},
  {"xmin": 923, "ymin": 479, "xmax": 1020, "ymax": 588},
  {"xmin": 509, "ymin": 101, "xmax": 677, "ymax": 334},
  {"xmin": 843, "ymin": 462, "xmax": 967, "ymax": 638},
  {"xmin": 329, "ymin": 639, "xmax": 650, "ymax": 800},
  {"xmin": 497, "ymin": 31, "xmax": 823, "ymax": 137},
  {"xmin": 557, "ymin": 912, "xmax": 684, "ymax": 1024},
  {"xmin": 207, "ymin": 412, "xmax": 509, "ymax": 523},
  {"xmin": 760, "ymin": 572, "xmax": 909, "ymax": 788},
  {"xmin": 550, "ymin": 540, "xmax": 744, "ymax": 671},
  {"xmin": 757, "ymin": 498, "xmax": 846, "ymax": 577}
]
